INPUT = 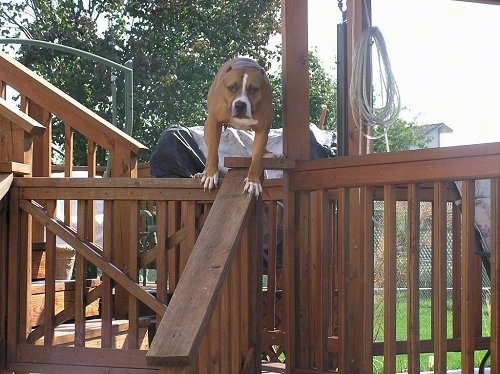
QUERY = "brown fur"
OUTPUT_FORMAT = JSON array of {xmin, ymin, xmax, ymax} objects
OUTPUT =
[{"xmin": 201, "ymin": 57, "xmax": 273, "ymax": 192}]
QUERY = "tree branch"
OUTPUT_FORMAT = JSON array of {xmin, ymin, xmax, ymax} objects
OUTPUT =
[{"xmin": 0, "ymin": 8, "xmax": 33, "ymax": 39}]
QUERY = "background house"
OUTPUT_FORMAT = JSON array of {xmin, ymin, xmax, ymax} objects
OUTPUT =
[{"xmin": 412, "ymin": 122, "xmax": 453, "ymax": 149}]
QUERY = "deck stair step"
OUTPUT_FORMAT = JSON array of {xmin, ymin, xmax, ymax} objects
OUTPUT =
[
  {"xmin": 34, "ymin": 317, "xmax": 151, "ymax": 349},
  {"xmin": 30, "ymin": 279, "xmax": 101, "ymax": 326}
]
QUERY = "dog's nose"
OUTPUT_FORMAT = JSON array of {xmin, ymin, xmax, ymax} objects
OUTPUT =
[{"xmin": 234, "ymin": 100, "xmax": 247, "ymax": 112}]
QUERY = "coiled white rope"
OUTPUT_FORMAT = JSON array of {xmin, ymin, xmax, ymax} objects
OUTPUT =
[{"xmin": 349, "ymin": 25, "xmax": 401, "ymax": 152}]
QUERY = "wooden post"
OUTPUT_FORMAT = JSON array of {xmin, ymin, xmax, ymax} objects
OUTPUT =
[
  {"xmin": 347, "ymin": 0, "xmax": 371, "ymax": 157},
  {"xmin": 282, "ymin": 0, "xmax": 310, "ymax": 161},
  {"xmin": 26, "ymin": 100, "xmax": 51, "ymax": 177},
  {"xmin": 460, "ymin": 180, "xmax": 480, "ymax": 372},
  {"xmin": 110, "ymin": 148, "xmax": 137, "ymax": 318},
  {"xmin": 0, "ymin": 175, "xmax": 11, "ymax": 371},
  {"xmin": 340, "ymin": 1, "xmax": 374, "ymax": 372},
  {"xmin": 25, "ymin": 99, "xmax": 51, "ymax": 243},
  {"xmin": 491, "ymin": 178, "xmax": 500, "ymax": 373},
  {"xmin": 281, "ymin": 0, "xmax": 310, "ymax": 372}
]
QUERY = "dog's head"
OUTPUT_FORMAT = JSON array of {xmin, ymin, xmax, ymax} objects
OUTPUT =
[{"xmin": 221, "ymin": 58, "xmax": 271, "ymax": 127}]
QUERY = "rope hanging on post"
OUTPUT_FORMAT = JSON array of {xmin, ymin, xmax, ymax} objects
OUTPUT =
[{"xmin": 349, "ymin": 25, "xmax": 401, "ymax": 152}]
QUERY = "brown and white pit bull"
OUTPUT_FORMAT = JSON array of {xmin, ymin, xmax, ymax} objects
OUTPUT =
[{"xmin": 195, "ymin": 57, "xmax": 274, "ymax": 197}]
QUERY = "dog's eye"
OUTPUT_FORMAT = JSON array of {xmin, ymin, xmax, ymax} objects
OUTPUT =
[
  {"xmin": 247, "ymin": 85, "xmax": 258, "ymax": 95},
  {"xmin": 227, "ymin": 84, "xmax": 238, "ymax": 93}
]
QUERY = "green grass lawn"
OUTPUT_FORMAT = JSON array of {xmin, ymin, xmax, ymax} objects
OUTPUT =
[{"xmin": 372, "ymin": 292, "xmax": 491, "ymax": 373}]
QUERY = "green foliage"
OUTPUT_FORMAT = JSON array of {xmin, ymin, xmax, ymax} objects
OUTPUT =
[
  {"xmin": 1, "ymin": 1, "xmax": 426, "ymax": 164},
  {"xmin": 308, "ymin": 52, "xmax": 337, "ymax": 130},
  {"xmin": 372, "ymin": 114, "xmax": 431, "ymax": 153},
  {"xmin": 1, "ymin": 0, "xmax": 129, "ymax": 165},
  {"xmin": 269, "ymin": 52, "xmax": 337, "ymax": 130},
  {"xmin": 1, "ymin": 0, "xmax": 280, "ymax": 163},
  {"xmin": 124, "ymin": 1, "xmax": 280, "ymax": 155}
]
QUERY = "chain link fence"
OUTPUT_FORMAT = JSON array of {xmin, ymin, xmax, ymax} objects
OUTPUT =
[{"xmin": 372, "ymin": 200, "xmax": 491, "ymax": 372}]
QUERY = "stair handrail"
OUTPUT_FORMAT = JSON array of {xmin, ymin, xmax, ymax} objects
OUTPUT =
[
  {"xmin": 0, "ymin": 52, "xmax": 146, "ymax": 157},
  {"xmin": 0, "ymin": 38, "xmax": 134, "ymax": 136},
  {"xmin": 0, "ymin": 96, "xmax": 46, "ymax": 175},
  {"xmin": 0, "ymin": 97, "xmax": 46, "ymax": 136}
]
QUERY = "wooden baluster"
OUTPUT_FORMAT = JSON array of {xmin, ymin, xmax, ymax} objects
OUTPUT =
[
  {"xmin": 491, "ymin": 178, "xmax": 500, "ymax": 373},
  {"xmin": 168, "ymin": 201, "xmax": 181, "ymax": 291},
  {"xmin": 383, "ymin": 185, "xmax": 397, "ymax": 373},
  {"xmin": 180, "ymin": 201, "xmax": 196, "ymax": 274},
  {"xmin": 155, "ymin": 200, "xmax": 168, "ymax": 327},
  {"xmin": 452, "ymin": 198, "xmax": 462, "ymax": 339},
  {"xmin": 127, "ymin": 200, "xmax": 139, "ymax": 349},
  {"xmin": 310, "ymin": 190, "xmax": 330, "ymax": 370},
  {"xmin": 461, "ymin": 180, "xmax": 480, "ymax": 371},
  {"xmin": 433, "ymin": 181, "xmax": 449, "ymax": 373},
  {"xmin": 101, "ymin": 200, "xmax": 113, "ymax": 348},
  {"xmin": 43, "ymin": 200, "xmax": 57, "ymax": 345},
  {"xmin": 407, "ymin": 183, "xmax": 421, "ymax": 373},
  {"xmin": 86, "ymin": 140, "xmax": 97, "ymax": 246},
  {"xmin": 75, "ymin": 200, "xmax": 87, "ymax": 347}
]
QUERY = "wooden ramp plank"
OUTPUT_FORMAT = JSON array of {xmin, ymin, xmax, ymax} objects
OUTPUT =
[
  {"xmin": 0, "ymin": 173, "xmax": 13, "ymax": 201},
  {"xmin": 147, "ymin": 168, "xmax": 254, "ymax": 367}
]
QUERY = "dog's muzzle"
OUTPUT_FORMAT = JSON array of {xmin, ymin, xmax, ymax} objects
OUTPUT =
[{"xmin": 233, "ymin": 100, "xmax": 249, "ymax": 118}]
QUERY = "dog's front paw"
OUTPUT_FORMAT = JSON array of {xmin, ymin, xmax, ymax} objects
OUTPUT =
[
  {"xmin": 243, "ymin": 178, "xmax": 263, "ymax": 198},
  {"xmin": 194, "ymin": 171, "xmax": 219, "ymax": 191}
]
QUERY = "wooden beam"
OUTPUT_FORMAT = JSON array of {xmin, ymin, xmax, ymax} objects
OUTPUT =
[
  {"xmin": 0, "ymin": 98, "xmax": 46, "ymax": 136},
  {"xmin": 0, "ymin": 162, "xmax": 31, "ymax": 175},
  {"xmin": 281, "ymin": 2, "xmax": 310, "ymax": 372},
  {"xmin": 282, "ymin": 0, "xmax": 310, "ymax": 161},
  {"xmin": 290, "ymin": 143, "xmax": 500, "ymax": 190},
  {"xmin": 347, "ymin": 0, "xmax": 371, "ymax": 156},
  {"xmin": 460, "ymin": 180, "xmax": 480, "ymax": 372},
  {"xmin": 491, "ymin": 179, "xmax": 500, "ymax": 373},
  {"xmin": 146, "ymin": 168, "xmax": 254, "ymax": 367}
]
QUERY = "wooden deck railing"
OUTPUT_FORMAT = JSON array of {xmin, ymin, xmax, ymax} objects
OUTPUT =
[
  {"xmin": 3, "ymin": 45, "xmax": 500, "ymax": 373},
  {"xmin": 0, "ymin": 52, "xmax": 147, "ymax": 179},
  {"xmin": 5, "ymin": 141, "xmax": 500, "ymax": 373},
  {"xmin": 7, "ymin": 176, "xmax": 211, "ymax": 372},
  {"xmin": 6, "ymin": 169, "xmax": 273, "ymax": 373},
  {"xmin": 0, "ymin": 52, "xmax": 152, "ymax": 347},
  {"xmin": 229, "ymin": 144, "xmax": 500, "ymax": 373},
  {"xmin": 265, "ymin": 143, "xmax": 500, "ymax": 373}
]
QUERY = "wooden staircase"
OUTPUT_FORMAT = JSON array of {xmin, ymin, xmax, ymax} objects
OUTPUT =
[
  {"xmin": 34, "ymin": 317, "xmax": 151, "ymax": 349},
  {"xmin": 29, "ymin": 254, "xmax": 152, "ymax": 350}
]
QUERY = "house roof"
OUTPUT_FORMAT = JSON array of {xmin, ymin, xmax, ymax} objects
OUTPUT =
[{"xmin": 414, "ymin": 123, "xmax": 454, "ymax": 137}]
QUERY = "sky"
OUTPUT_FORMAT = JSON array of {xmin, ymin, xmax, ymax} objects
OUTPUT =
[{"xmin": 308, "ymin": 0, "xmax": 500, "ymax": 147}]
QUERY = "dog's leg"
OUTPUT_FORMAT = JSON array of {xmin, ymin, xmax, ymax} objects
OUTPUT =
[
  {"xmin": 243, "ymin": 129, "xmax": 269, "ymax": 197},
  {"xmin": 195, "ymin": 117, "xmax": 222, "ymax": 191}
]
